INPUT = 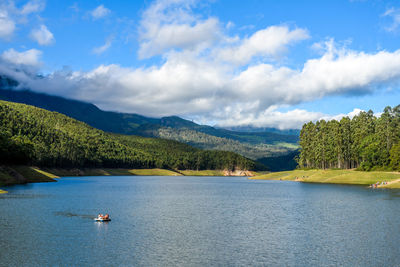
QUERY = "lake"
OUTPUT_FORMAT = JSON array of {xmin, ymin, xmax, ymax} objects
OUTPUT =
[{"xmin": 1, "ymin": 176, "xmax": 400, "ymax": 266}]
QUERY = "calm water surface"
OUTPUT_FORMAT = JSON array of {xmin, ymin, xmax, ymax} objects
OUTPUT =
[{"xmin": 1, "ymin": 176, "xmax": 400, "ymax": 266}]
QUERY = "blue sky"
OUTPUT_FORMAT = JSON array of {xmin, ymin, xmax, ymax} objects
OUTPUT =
[{"xmin": 1, "ymin": 0, "xmax": 400, "ymax": 129}]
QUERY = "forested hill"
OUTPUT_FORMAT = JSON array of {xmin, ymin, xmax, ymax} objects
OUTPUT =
[
  {"xmin": 0, "ymin": 75, "xmax": 299, "ymax": 164},
  {"xmin": 298, "ymin": 106, "xmax": 400, "ymax": 171},
  {"xmin": 0, "ymin": 100, "xmax": 258, "ymax": 171}
]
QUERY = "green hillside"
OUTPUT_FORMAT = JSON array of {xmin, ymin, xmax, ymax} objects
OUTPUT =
[
  {"xmin": 0, "ymin": 75, "xmax": 298, "ymax": 167},
  {"xmin": 0, "ymin": 100, "xmax": 257, "ymax": 172}
]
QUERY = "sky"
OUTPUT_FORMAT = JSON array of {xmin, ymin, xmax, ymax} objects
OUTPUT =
[{"xmin": 1, "ymin": 0, "xmax": 400, "ymax": 129}]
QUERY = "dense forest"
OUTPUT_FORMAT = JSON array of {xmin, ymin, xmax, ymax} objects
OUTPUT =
[
  {"xmin": 298, "ymin": 105, "xmax": 400, "ymax": 171},
  {"xmin": 257, "ymin": 150, "xmax": 299, "ymax": 172},
  {"xmin": 0, "ymin": 100, "xmax": 258, "ymax": 171},
  {"xmin": 0, "ymin": 75, "xmax": 299, "ymax": 164}
]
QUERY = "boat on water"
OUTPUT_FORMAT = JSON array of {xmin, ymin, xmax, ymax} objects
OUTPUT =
[
  {"xmin": 94, "ymin": 217, "xmax": 111, "ymax": 222},
  {"xmin": 94, "ymin": 214, "xmax": 111, "ymax": 222}
]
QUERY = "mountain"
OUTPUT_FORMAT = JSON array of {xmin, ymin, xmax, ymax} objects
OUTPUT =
[
  {"xmin": 0, "ymin": 100, "xmax": 258, "ymax": 171},
  {"xmin": 219, "ymin": 125, "xmax": 300, "ymax": 136},
  {"xmin": 0, "ymin": 75, "xmax": 299, "ymax": 169}
]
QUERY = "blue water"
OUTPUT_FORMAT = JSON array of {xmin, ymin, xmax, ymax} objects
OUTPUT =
[{"xmin": 1, "ymin": 176, "xmax": 400, "ymax": 266}]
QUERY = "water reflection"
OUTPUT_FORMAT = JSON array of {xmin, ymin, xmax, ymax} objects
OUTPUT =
[{"xmin": 0, "ymin": 176, "xmax": 400, "ymax": 266}]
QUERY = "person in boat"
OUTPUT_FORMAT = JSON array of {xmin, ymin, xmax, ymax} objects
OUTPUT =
[
  {"xmin": 104, "ymin": 214, "xmax": 109, "ymax": 220},
  {"xmin": 98, "ymin": 214, "xmax": 104, "ymax": 219}
]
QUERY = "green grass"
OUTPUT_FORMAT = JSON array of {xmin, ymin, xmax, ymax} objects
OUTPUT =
[
  {"xmin": 31, "ymin": 167, "xmax": 59, "ymax": 179},
  {"xmin": 44, "ymin": 168, "xmax": 114, "ymax": 177},
  {"xmin": 0, "ymin": 166, "xmax": 57, "ymax": 187},
  {"xmin": 124, "ymin": 169, "xmax": 181, "ymax": 176},
  {"xmin": 12, "ymin": 166, "xmax": 57, "ymax": 183},
  {"xmin": 381, "ymin": 180, "xmax": 400, "ymax": 188},
  {"xmin": 251, "ymin": 169, "xmax": 400, "ymax": 188},
  {"xmin": 44, "ymin": 168, "xmax": 181, "ymax": 176},
  {"xmin": 179, "ymin": 170, "xmax": 225, "ymax": 176}
]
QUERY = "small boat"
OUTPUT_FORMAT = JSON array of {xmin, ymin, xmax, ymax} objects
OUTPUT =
[
  {"xmin": 94, "ymin": 217, "xmax": 111, "ymax": 222},
  {"xmin": 94, "ymin": 214, "xmax": 111, "ymax": 222}
]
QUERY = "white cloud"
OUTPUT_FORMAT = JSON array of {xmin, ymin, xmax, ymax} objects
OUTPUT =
[
  {"xmin": 8, "ymin": 43, "xmax": 400, "ymax": 127},
  {"xmin": 217, "ymin": 26, "xmax": 309, "ymax": 65},
  {"xmin": 321, "ymin": 108, "xmax": 363, "ymax": 122},
  {"xmin": 90, "ymin": 5, "xmax": 111, "ymax": 20},
  {"xmin": 1, "ymin": 48, "xmax": 42, "ymax": 67},
  {"xmin": 92, "ymin": 38, "xmax": 113, "ymax": 55},
  {"xmin": 138, "ymin": 1, "xmax": 308, "ymax": 63},
  {"xmin": 138, "ymin": 0, "xmax": 222, "ymax": 58},
  {"xmin": 30, "ymin": 25, "xmax": 54, "ymax": 45},
  {"xmin": 0, "ymin": 0, "xmax": 46, "ymax": 40},
  {"xmin": 232, "ymin": 40, "xmax": 400, "ymax": 111},
  {"xmin": 0, "ymin": 10, "xmax": 15, "ymax": 39},
  {"xmin": 216, "ymin": 107, "xmax": 364, "ymax": 130},
  {"xmin": 139, "ymin": 18, "xmax": 220, "ymax": 58},
  {"xmin": 383, "ymin": 8, "xmax": 400, "ymax": 32},
  {"xmin": 20, "ymin": 0, "xmax": 45, "ymax": 15}
]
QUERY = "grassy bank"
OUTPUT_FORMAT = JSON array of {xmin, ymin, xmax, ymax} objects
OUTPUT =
[
  {"xmin": 0, "ymin": 166, "xmax": 56, "ymax": 186},
  {"xmin": 179, "ymin": 170, "xmax": 225, "ymax": 176},
  {"xmin": 251, "ymin": 169, "xmax": 400, "ymax": 188},
  {"xmin": 42, "ymin": 168, "xmax": 182, "ymax": 177},
  {"xmin": 0, "ymin": 166, "xmax": 255, "ymax": 188}
]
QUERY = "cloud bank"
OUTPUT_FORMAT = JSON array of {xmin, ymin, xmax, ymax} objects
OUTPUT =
[{"xmin": 2, "ymin": 0, "xmax": 400, "ymax": 129}]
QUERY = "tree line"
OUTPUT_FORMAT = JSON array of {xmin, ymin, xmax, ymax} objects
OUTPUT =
[
  {"xmin": 297, "ymin": 105, "xmax": 400, "ymax": 171},
  {"xmin": 0, "ymin": 100, "xmax": 257, "ymax": 171}
]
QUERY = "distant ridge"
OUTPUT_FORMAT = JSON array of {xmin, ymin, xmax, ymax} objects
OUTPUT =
[
  {"xmin": 219, "ymin": 125, "xmax": 300, "ymax": 136},
  {"xmin": 0, "ymin": 75, "xmax": 299, "ymax": 170},
  {"xmin": 0, "ymin": 99, "xmax": 257, "ymax": 171}
]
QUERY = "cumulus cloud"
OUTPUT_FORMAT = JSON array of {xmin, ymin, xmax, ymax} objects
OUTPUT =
[
  {"xmin": 216, "ymin": 26, "xmax": 309, "ymax": 65},
  {"xmin": 25, "ymin": 54, "xmax": 225, "ymax": 116},
  {"xmin": 4, "ymin": 42, "xmax": 400, "ymax": 128},
  {"xmin": 138, "ymin": 0, "xmax": 308, "ymax": 63},
  {"xmin": 383, "ymin": 7, "xmax": 400, "ymax": 32},
  {"xmin": 0, "ymin": 10, "xmax": 15, "ymax": 39},
  {"xmin": 90, "ymin": 5, "xmax": 111, "ymax": 20},
  {"xmin": 1, "ymin": 48, "xmax": 42, "ymax": 67},
  {"xmin": 232, "ymin": 40, "xmax": 400, "ymax": 111},
  {"xmin": 30, "ymin": 24, "xmax": 54, "ymax": 45},
  {"xmin": 138, "ymin": 0, "xmax": 222, "ymax": 58}
]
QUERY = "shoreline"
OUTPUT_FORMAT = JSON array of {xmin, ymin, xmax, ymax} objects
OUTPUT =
[
  {"xmin": 0, "ymin": 165, "xmax": 258, "ymax": 191},
  {"xmin": 250, "ymin": 169, "xmax": 400, "ymax": 189}
]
